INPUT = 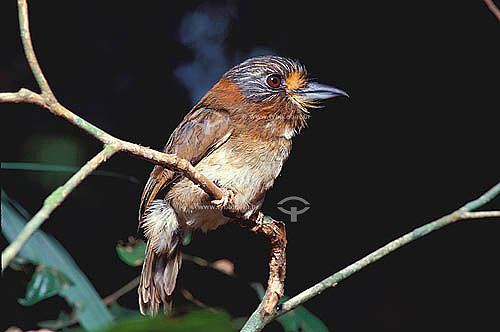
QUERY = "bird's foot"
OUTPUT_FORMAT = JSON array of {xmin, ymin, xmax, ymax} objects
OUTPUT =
[{"xmin": 211, "ymin": 187, "xmax": 235, "ymax": 210}]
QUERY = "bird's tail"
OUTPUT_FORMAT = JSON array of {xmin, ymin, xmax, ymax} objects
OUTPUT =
[
  {"xmin": 138, "ymin": 241, "xmax": 182, "ymax": 315},
  {"xmin": 138, "ymin": 200, "xmax": 182, "ymax": 315}
]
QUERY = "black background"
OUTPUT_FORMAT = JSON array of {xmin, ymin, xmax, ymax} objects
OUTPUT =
[{"xmin": 2, "ymin": 1, "xmax": 499, "ymax": 331}]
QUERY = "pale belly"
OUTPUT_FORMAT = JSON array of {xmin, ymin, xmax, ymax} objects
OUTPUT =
[{"xmin": 167, "ymin": 136, "xmax": 291, "ymax": 232}]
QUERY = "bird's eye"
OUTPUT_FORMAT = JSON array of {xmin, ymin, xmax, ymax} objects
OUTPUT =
[{"xmin": 266, "ymin": 74, "xmax": 282, "ymax": 88}]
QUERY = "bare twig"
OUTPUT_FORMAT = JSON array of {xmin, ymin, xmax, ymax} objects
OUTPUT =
[
  {"xmin": 484, "ymin": 0, "xmax": 500, "ymax": 22},
  {"xmin": 180, "ymin": 289, "xmax": 218, "ymax": 313},
  {"xmin": 245, "ymin": 216, "xmax": 287, "ymax": 316},
  {"xmin": 241, "ymin": 182, "xmax": 500, "ymax": 332},
  {"xmin": 461, "ymin": 210, "xmax": 500, "ymax": 219},
  {"xmin": 0, "ymin": 88, "xmax": 47, "ymax": 107},
  {"xmin": 0, "ymin": 89, "xmax": 225, "ymax": 207},
  {"xmin": 16, "ymin": 0, "xmax": 56, "ymax": 102},
  {"xmin": 102, "ymin": 276, "xmax": 141, "ymax": 306}
]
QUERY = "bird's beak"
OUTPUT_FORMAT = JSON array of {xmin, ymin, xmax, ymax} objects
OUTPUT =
[{"xmin": 298, "ymin": 82, "xmax": 349, "ymax": 101}]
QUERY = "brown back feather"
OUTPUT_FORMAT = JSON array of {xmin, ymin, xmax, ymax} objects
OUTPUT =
[{"xmin": 138, "ymin": 105, "xmax": 232, "ymax": 221}]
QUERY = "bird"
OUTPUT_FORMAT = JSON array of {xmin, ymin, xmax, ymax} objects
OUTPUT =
[{"xmin": 137, "ymin": 55, "xmax": 348, "ymax": 315}]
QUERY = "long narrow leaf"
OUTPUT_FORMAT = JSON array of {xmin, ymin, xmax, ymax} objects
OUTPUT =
[
  {"xmin": 1, "ymin": 162, "xmax": 139, "ymax": 183},
  {"xmin": 2, "ymin": 191, "xmax": 114, "ymax": 331}
]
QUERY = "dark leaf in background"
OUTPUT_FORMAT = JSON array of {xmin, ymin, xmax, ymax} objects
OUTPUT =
[
  {"xmin": 116, "ymin": 239, "xmax": 146, "ymax": 267},
  {"xmin": 18, "ymin": 265, "xmax": 74, "ymax": 306}
]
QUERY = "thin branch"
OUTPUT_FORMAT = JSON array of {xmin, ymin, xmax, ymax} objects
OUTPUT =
[
  {"xmin": 0, "ymin": 90, "xmax": 225, "ymax": 201},
  {"xmin": 0, "ymin": 88, "xmax": 47, "ymax": 107},
  {"xmin": 102, "ymin": 276, "xmax": 141, "ymax": 306},
  {"xmin": 484, "ymin": 0, "xmax": 500, "ymax": 22},
  {"xmin": 117, "ymin": 140, "xmax": 224, "ymax": 202},
  {"xmin": 241, "ymin": 182, "xmax": 500, "ymax": 332},
  {"xmin": 461, "ymin": 210, "xmax": 500, "ymax": 219},
  {"xmin": 0, "ymin": 90, "xmax": 224, "ymax": 202},
  {"xmin": 17, "ymin": 0, "xmax": 56, "ymax": 103},
  {"xmin": 247, "ymin": 217, "xmax": 287, "ymax": 315},
  {"xmin": 180, "ymin": 289, "xmax": 216, "ymax": 312}
]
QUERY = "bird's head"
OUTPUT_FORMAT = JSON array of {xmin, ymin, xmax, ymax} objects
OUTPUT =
[{"xmin": 200, "ymin": 55, "xmax": 348, "ymax": 139}]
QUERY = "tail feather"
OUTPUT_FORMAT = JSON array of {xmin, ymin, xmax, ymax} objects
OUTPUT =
[
  {"xmin": 163, "ymin": 245, "xmax": 182, "ymax": 296},
  {"xmin": 139, "ymin": 241, "xmax": 182, "ymax": 315}
]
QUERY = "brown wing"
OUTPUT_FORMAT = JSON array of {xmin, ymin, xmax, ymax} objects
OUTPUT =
[{"xmin": 139, "ymin": 106, "xmax": 232, "ymax": 220}]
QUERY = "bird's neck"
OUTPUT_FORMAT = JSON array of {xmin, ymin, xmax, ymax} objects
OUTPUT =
[
  {"xmin": 199, "ymin": 77, "xmax": 308, "ymax": 140},
  {"xmin": 232, "ymin": 104, "xmax": 308, "ymax": 141}
]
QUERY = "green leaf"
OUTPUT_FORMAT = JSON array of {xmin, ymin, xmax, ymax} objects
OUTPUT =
[
  {"xmin": 2, "ymin": 191, "xmax": 114, "ymax": 331},
  {"xmin": 251, "ymin": 283, "xmax": 329, "ymax": 332},
  {"xmin": 116, "ymin": 240, "xmax": 146, "ymax": 266},
  {"xmin": 66, "ymin": 309, "xmax": 234, "ymax": 332},
  {"xmin": 18, "ymin": 265, "xmax": 74, "ymax": 306}
]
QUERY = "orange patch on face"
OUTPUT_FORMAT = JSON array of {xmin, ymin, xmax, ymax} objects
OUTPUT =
[{"xmin": 285, "ymin": 71, "xmax": 306, "ymax": 91}]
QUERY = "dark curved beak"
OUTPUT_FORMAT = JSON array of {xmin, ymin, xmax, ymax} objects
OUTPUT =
[{"xmin": 299, "ymin": 82, "xmax": 349, "ymax": 101}]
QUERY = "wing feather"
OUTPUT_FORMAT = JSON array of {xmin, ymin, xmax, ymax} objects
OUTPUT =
[{"xmin": 139, "ymin": 106, "xmax": 232, "ymax": 220}]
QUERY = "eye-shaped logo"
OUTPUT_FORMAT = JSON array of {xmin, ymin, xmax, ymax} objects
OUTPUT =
[{"xmin": 277, "ymin": 196, "xmax": 310, "ymax": 222}]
